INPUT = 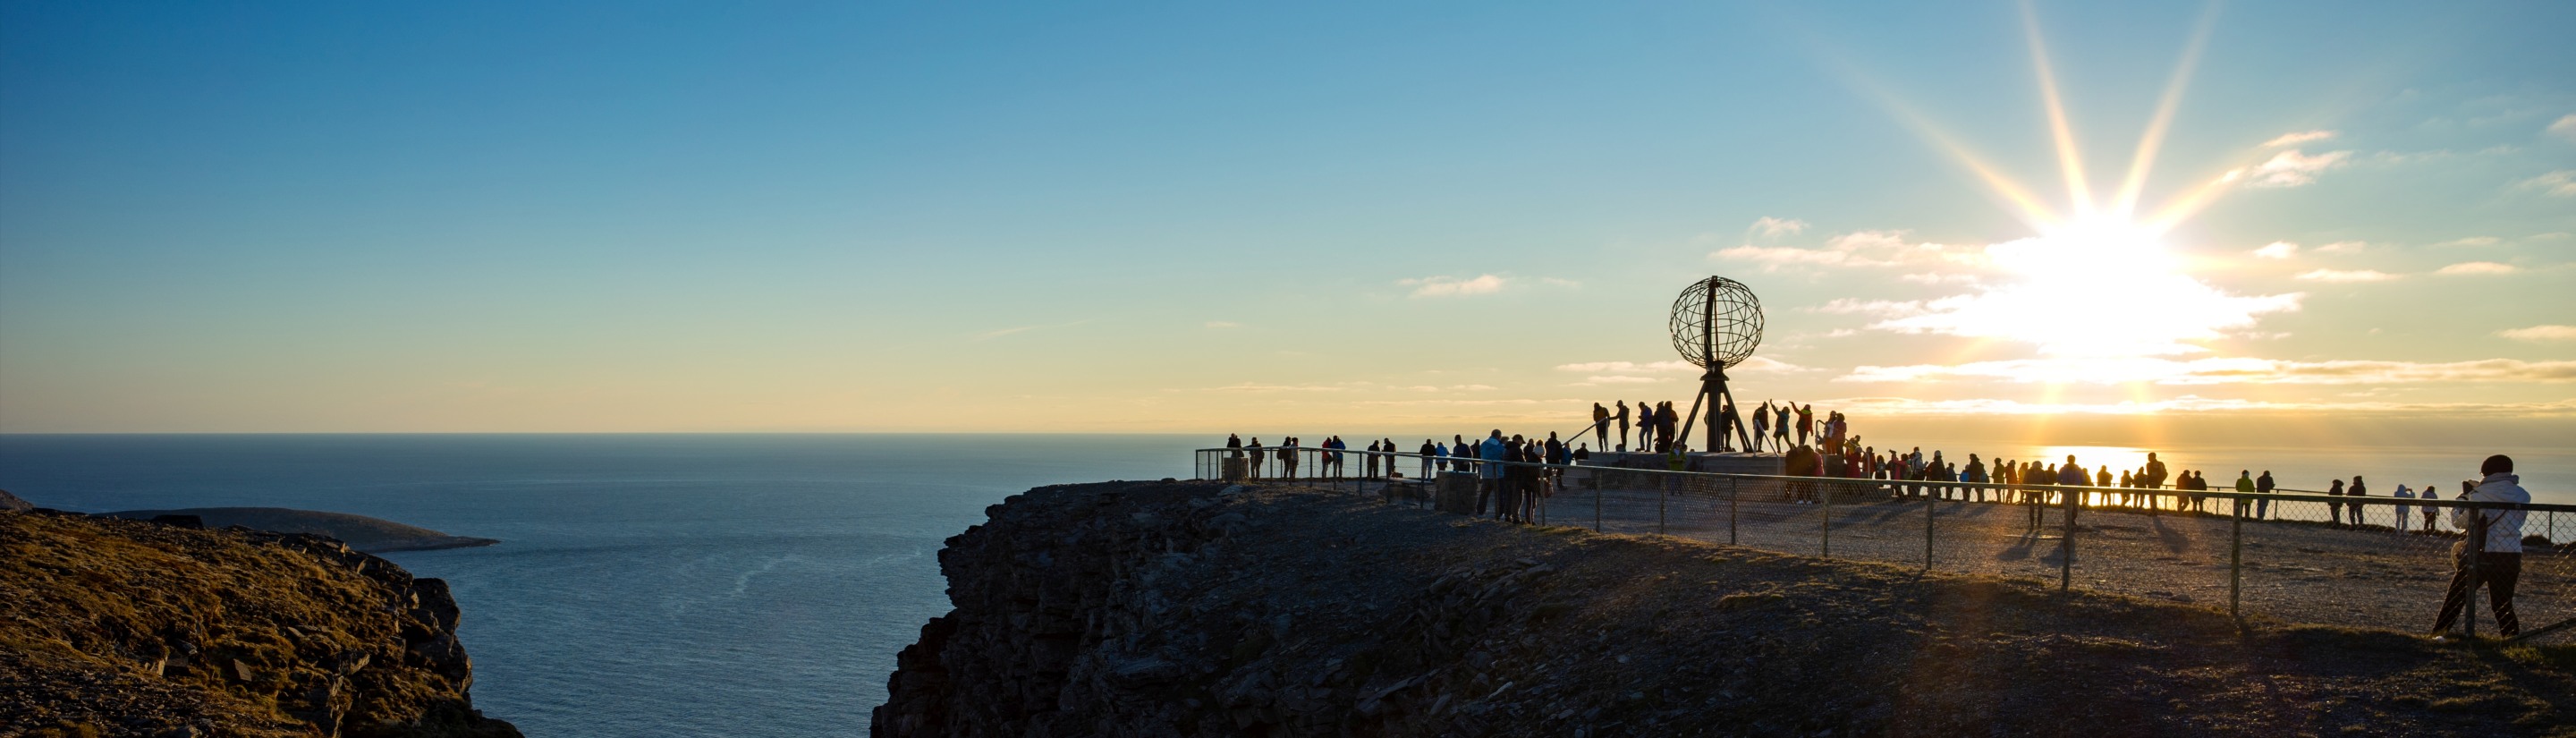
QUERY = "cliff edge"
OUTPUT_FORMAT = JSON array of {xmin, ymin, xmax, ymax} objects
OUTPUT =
[
  {"xmin": 97, "ymin": 508, "xmax": 498, "ymax": 554},
  {"xmin": 875, "ymin": 480, "xmax": 2576, "ymax": 737},
  {"xmin": 1, "ymin": 510, "xmax": 520, "ymax": 738}
]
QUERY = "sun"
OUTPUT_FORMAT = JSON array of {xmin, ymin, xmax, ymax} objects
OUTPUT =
[{"xmin": 1855, "ymin": 1, "xmax": 2304, "ymax": 366}]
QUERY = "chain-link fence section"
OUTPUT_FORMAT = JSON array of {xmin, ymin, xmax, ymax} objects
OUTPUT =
[{"xmin": 1196, "ymin": 447, "xmax": 2576, "ymax": 642}]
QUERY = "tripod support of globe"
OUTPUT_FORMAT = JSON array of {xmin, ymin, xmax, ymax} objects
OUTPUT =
[{"xmin": 1674, "ymin": 361, "xmax": 1753, "ymax": 453}]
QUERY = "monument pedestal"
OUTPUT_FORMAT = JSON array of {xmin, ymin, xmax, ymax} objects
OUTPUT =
[{"xmin": 1435, "ymin": 472, "xmax": 1481, "ymax": 515}]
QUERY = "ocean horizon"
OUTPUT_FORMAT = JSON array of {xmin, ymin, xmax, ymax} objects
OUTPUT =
[{"xmin": 1, "ymin": 431, "xmax": 2563, "ymax": 735}]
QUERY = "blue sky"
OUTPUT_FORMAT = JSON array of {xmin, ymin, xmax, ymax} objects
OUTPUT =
[{"xmin": 3, "ymin": 1, "xmax": 2571, "ymax": 433}]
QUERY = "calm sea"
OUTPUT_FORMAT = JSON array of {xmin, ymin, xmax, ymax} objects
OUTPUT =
[
  {"xmin": 0, "ymin": 432, "xmax": 2563, "ymax": 736},
  {"xmin": 0, "ymin": 434, "xmax": 1192, "ymax": 737}
]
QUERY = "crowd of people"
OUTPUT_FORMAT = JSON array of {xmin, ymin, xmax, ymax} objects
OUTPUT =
[
  {"xmin": 1222, "ymin": 429, "xmax": 1593, "ymax": 526},
  {"xmin": 1580, "ymin": 399, "xmax": 1839, "ymax": 454},
  {"xmin": 1220, "ymin": 428, "xmax": 2541, "ymax": 637}
]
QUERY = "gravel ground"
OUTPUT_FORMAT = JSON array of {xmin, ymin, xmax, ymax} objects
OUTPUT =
[{"xmin": 1316, "ymin": 475, "xmax": 2576, "ymax": 640}]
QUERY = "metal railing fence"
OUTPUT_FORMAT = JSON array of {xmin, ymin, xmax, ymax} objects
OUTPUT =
[{"xmin": 1194, "ymin": 445, "xmax": 2576, "ymax": 642}]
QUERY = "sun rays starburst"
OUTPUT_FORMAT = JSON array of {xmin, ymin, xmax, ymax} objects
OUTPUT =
[{"xmin": 1843, "ymin": 0, "xmax": 2305, "ymax": 366}]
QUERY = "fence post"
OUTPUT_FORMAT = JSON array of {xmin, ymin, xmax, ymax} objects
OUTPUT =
[
  {"xmin": 1658, "ymin": 476, "xmax": 1667, "ymax": 536},
  {"xmin": 1924, "ymin": 480, "xmax": 1936, "ymax": 572},
  {"xmin": 1820, "ymin": 475, "xmax": 1834, "ymax": 557},
  {"xmin": 2060, "ymin": 484, "xmax": 2077, "ymax": 593},
  {"xmin": 2465, "ymin": 507, "xmax": 2483, "ymax": 638},
  {"xmin": 1728, "ymin": 478, "xmax": 1739, "ymax": 545},
  {"xmin": 1594, "ymin": 477, "xmax": 1603, "ymax": 533},
  {"xmin": 2229, "ymin": 496, "xmax": 2243, "ymax": 621}
]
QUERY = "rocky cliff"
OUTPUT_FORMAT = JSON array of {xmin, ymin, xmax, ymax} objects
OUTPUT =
[
  {"xmin": 875, "ymin": 480, "xmax": 2576, "ymax": 737},
  {"xmin": 1, "ymin": 510, "xmax": 520, "ymax": 738}
]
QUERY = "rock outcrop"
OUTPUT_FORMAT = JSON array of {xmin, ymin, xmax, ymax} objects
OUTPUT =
[
  {"xmin": 874, "ymin": 480, "xmax": 2576, "ymax": 737},
  {"xmin": 0, "ymin": 510, "xmax": 520, "ymax": 738},
  {"xmin": 97, "ymin": 507, "xmax": 499, "ymax": 553}
]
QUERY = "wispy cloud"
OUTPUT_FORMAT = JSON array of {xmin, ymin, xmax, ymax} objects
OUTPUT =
[
  {"xmin": 2252, "ymin": 242, "xmax": 2298, "ymax": 259},
  {"xmin": 2261, "ymin": 130, "xmax": 2336, "ymax": 147},
  {"xmin": 2246, "ymin": 148, "xmax": 2352, "ymax": 188},
  {"xmin": 1819, "ymin": 395, "xmax": 2576, "ymax": 417},
  {"xmin": 2435, "ymin": 261, "xmax": 2516, "ymax": 276},
  {"xmin": 1712, "ymin": 230, "xmax": 1979, "ymax": 273},
  {"xmin": 1540, "ymin": 277, "xmax": 1582, "ymax": 287},
  {"xmin": 2500, "ymin": 325, "xmax": 2576, "ymax": 343},
  {"xmin": 1813, "ymin": 298, "xmax": 1927, "ymax": 317},
  {"xmin": 1400, "ymin": 274, "xmax": 1506, "ymax": 298},
  {"xmin": 2551, "ymin": 114, "xmax": 2576, "ymax": 143},
  {"xmin": 2517, "ymin": 170, "xmax": 2576, "ymax": 197},
  {"xmin": 2314, "ymin": 241, "xmax": 2366, "ymax": 253},
  {"xmin": 1576, "ymin": 376, "xmax": 1662, "ymax": 386},
  {"xmin": 1558, "ymin": 357, "xmax": 1812, "ymax": 386},
  {"xmin": 1734, "ymin": 357, "xmax": 1817, "ymax": 374},
  {"xmin": 1555, "ymin": 360, "xmax": 1699, "ymax": 373},
  {"xmin": 1839, "ymin": 357, "xmax": 2576, "ymax": 386},
  {"xmin": 1194, "ymin": 383, "xmax": 1346, "ymax": 393},
  {"xmin": 1750, "ymin": 216, "xmax": 1809, "ymax": 237},
  {"xmin": 2293, "ymin": 268, "xmax": 2398, "ymax": 283},
  {"xmin": 970, "ymin": 319, "xmax": 1091, "ymax": 340},
  {"xmin": 2432, "ymin": 236, "xmax": 2502, "ymax": 248}
]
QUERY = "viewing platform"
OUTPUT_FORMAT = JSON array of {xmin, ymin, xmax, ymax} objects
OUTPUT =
[{"xmin": 1585, "ymin": 450, "xmax": 1785, "ymax": 476}]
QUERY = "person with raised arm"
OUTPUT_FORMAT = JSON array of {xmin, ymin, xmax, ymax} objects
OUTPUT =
[
  {"xmin": 1751, "ymin": 401, "xmax": 1773, "ymax": 452},
  {"xmin": 2431, "ymin": 455, "xmax": 2531, "ymax": 638},
  {"xmin": 1774, "ymin": 403, "xmax": 1792, "ymax": 450}
]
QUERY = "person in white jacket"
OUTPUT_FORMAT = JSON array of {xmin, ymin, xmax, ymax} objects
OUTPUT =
[{"xmin": 2430, "ymin": 454, "xmax": 2530, "ymax": 638}]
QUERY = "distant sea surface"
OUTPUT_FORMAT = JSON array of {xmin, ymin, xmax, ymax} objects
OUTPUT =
[
  {"xmin": 0, "ymin": 432, "xmax": 2564, "ymax": 736},
  {"xmin": 0, "ymin": 434, "xmax": 1192, "ymax": 737}
]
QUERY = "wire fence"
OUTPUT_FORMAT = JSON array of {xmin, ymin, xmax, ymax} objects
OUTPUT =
[{"xmin": 1194, "ymin": 446, "xmax": 2576, "ymax": 643}]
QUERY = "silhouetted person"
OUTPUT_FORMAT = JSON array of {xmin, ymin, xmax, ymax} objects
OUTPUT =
[
  {"xmin": 1773, "ymin": 403, "xmax": 1792, "ymax": 449},
  {"xmin": 2431, "ymin": 455, "xmax": 2530, "ymax": 638},
  {"xmin": 2234, "ymin": 471, "xmax": 2255, "ymax": 519},
  {"xmin": 2420, "ymin": 484, "xmax": 2441, "ymax": 531},
  {"xmin": 1634, "ymin": 400, "xmax": 1653, "ymax": 451},
  {"xmin": 1477, "ymin": 430, "xmax": 1507, "ymax": 515},
  {"xmin": 2255, "ymin": 471, "xmax": 2275, "ymax": 520},
  {"xmin": 2057, "ymin": 456, "xmax": 2088, "ymax": 507},
  {"xmin": 1752, "ymin": 401, "xmax": 1772, "ymax": 452},
  {"xmin": 2328, "ymin": 479, "xmax": 2347, "ymax": 527},
  {"xmin": 2394, "ymin": 483, "xmax": 2416, "ymax": 532},
  {"xmin": 2347, "ymin": 476, "xmax": 2368, "ymax": 527},
  {"xmin": 1614, "ymin": 401, "xmax": 1631, "ymax": 453},
  {"xmin": 1592, "ymin": 403, "xmax": 1611, "ymax": 450}
]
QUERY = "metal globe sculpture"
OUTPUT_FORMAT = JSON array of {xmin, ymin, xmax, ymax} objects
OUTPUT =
[
  {"xmin": 1665, "ymin": 276, "xmax": 1766, "ymax": 453},
  {"xmin": 1668, "ymin": 276, "xmax": 1764, "ymax": 369}
]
